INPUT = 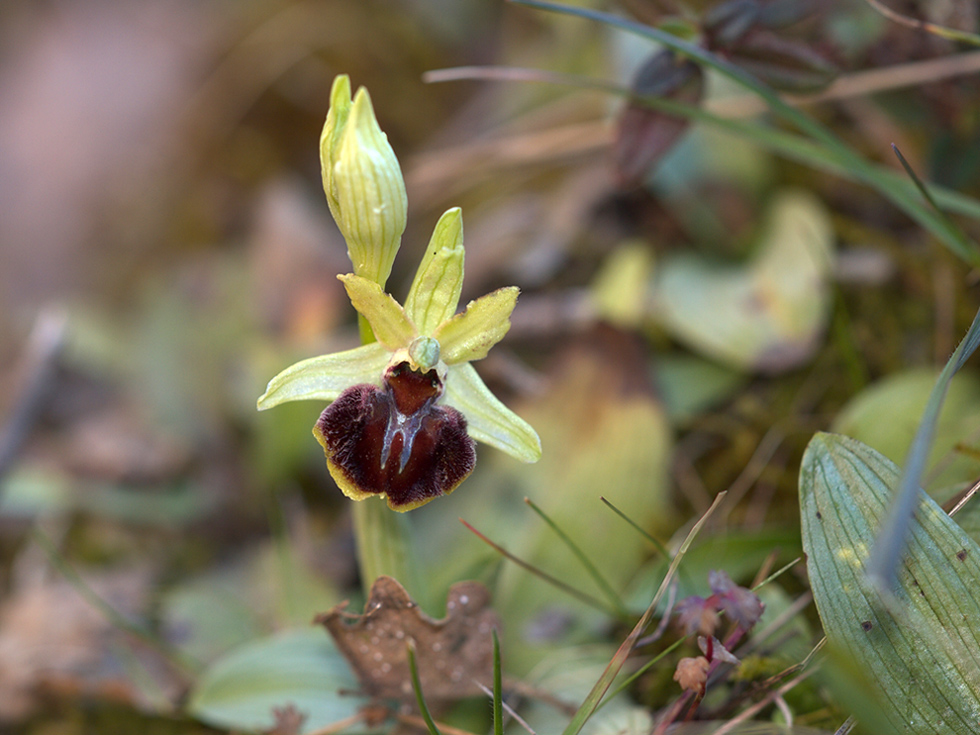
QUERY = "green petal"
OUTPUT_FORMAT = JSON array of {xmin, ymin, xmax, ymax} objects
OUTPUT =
[
  {"xmin": 443, "ymin": 363, "xmax": 541, "ymax": 462},
  {"xmin": 404, "ymin": 208, "xmax": 465, "ymax": 335},
  {"xmin": 257, "ymin": 342, "xmax": 389, "ymax": 410},
  {"xmin": 433, "ymin": 287, "xmax": 519, "ymax": 365},
  {"xmin": 339, "ymin": 274, "xmax": 416, "ymax": 350}
]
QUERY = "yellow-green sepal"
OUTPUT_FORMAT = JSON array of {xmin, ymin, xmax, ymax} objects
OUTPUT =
[
  {"xmin": 434, "ymin": 287, "xmax": 518, "ymax": 365},
  {"xmin": 404, "ymin": 208, "xmax": 465, "ymax": 335},
  {"xmin": 339, "ymin": 274, "xmax": 416, "ymax": 351},
  {"xmin": 256, "ymin": 342, "xmax": 389, "ymax": 410},
  {"xmin": 444, "ymin": 362, "xmax": 541, "ymax": 463}
]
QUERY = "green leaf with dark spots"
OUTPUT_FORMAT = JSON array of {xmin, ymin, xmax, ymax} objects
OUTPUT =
[{"xmin": 800, "ymin": 433, "xmax": 980, "ymax": 733}]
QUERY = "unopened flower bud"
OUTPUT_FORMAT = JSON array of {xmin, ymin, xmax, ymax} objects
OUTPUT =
[{"xmin": 320, "ymin": 75, "xmax": 407, "ymax": 288}]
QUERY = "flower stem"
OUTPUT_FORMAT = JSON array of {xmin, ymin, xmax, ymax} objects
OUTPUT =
[{"xmin": 351, "ymin": 497, "xmax": 424, "ymax": 603}]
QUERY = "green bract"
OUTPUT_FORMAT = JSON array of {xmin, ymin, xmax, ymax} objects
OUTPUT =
[{"xmin": 257, "ymin": 207, "xmax": 542, "ymax": 466}]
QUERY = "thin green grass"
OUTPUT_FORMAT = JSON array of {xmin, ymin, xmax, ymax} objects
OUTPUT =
[
  {"xmin": 460, "ymin": 518, "xmax": 626, "ymax": 619},
  {"xmin": 600, "ymin": 496, "xmax": 670, "ymax": 559},
  {"xmin": 524, "ymin": 497, "xmax": 629, "ymax": 617},
  {"xmin": 408, "ymin": 640, "xmax": 443, "ymax": 735}
]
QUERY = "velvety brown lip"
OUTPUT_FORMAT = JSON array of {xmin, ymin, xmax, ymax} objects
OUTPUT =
[{"xmin": 314, "ymin": 362, "xmax": 475, "ymax": 510}]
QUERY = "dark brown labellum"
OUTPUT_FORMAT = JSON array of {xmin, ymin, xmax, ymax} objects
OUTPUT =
[{"xmin": 314, "ymin": 362, "xmax": 476, "ymax": 511}]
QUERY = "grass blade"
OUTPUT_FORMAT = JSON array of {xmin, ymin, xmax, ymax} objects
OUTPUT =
[
  {"xmin": 594, "ymin": 637, "xmax": 688, "ymax": 713},
  {"xmin": 33, "ymin": 528, "xmax": 199, "ymax": 679},
  {"xmin": 524, "ymin": 497, "xmax": 629, "ymax": 617},
  {"xmin": 407, "ymin": 641, "xmax": 443, "ymax": 735},
  {"xmin": 864, "ymin": 0, "xmax": 980, "ymax": 47},
  {"xmin": 509, "ymin": 0, "xmax": 839, "ymax": 147},
  {"xmin": 753, "ymin": 556, "xmax": 804, "ymax": 592},
  {"xmin": 891, "ymin": 143, "xmax": 978, "ymax": 256},
  {"xmin": 460, "ymin": 518, "xmax": 623, "ymax": 618},
  {"xmin": 600, "ymin": 496, "xmax": 670, "ymax": 559}
]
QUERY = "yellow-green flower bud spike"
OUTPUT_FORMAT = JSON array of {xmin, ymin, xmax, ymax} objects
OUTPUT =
[
  {"xmin": 320, "ymin": 76, "xmax": 407, "ymax": 289},
  {"xmin": 404, "ymin": 208, "xmax": 465, "ymax": 335},
  {"xmin": 408, "ymin": 336, "xmax": 441, "ymax": 373}
]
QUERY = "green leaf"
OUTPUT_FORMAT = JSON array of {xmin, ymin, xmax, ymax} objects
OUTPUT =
[
  {"xmin": 339, "ymin": 275, "xmax": 416, "ymax": 350},
  {"xmin": 799, "ymin": 432, "xmax": 980, "ymax": 734},
  {"xmin": 256, "ymin": 342, "xmax": 389, "ymax": 410},
  {"xmin": 652, "ymin": 190, "xmax": 834, "ymax": 372},
  {"xmin": 443, "ymin": 362, "xmax": 541, "ymax": 462},
  {"xmin": 434, "ymin": 287, "xmax": 519, "ymax": 365},
  {"xmin": 188, "ymin": 628, "xmax": 363, "ymax": 734},
  {"xmin": 404, "ymin": 207, "xmax": 465, "ymax": 335}
]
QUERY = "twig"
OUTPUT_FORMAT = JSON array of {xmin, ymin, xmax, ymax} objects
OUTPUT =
[
  {"xmin": 715, "ymin": 427, "xmax": 786, "ymax": 525},
  {"xmin": 863, "ymin": 0, "xmax": 980, "ymax": 46},
  {"xmin": 711, "ymin": 667, "xmax": 818, "ymax": 735},
  {"xmin": 947, "ymin": 476, "xmax": 980, "ymax": 517},
  {"xmin": 304, "ymin": 713, "xmax": 367, "ymax": 735}
]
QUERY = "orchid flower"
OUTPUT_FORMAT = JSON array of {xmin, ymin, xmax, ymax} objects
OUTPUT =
[{"xmin": 257, "ymin": 76, "xmax": 540, "ymax": 512}]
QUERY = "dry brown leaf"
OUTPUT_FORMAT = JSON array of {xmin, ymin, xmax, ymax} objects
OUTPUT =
[{"xmin": 317, "ymin": 575, "xmax": 498, "ymax": 702}]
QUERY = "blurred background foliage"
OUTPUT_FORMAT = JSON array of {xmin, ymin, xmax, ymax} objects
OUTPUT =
[{"xmin": 2, "ymin": 0, "xmax": 980, "ymax": 733}]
